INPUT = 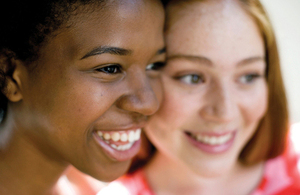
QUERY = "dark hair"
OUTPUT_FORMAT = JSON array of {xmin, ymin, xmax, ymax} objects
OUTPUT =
[{"xmin": 0, "ymin": 0, "xmax": 105, "ymax": 119}]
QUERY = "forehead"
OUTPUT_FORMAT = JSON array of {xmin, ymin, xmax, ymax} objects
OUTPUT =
[
  {"xmin": 165, "ymin": 0, "xmax": 264, "ymax": 61},
  {"xmin": 67, "ymin": 0, "xmax": 162, "ymax": 25},
  {"xmin": 41, "ymin": 0, "xmax": 164, "ymax": 61}
]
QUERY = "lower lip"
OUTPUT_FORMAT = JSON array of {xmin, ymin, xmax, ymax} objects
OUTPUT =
[
  {"xmin": 93, "ymin": 132, "xmax": 141, "ymax": 162},
  {"xmin": 185, "ymin": 131, "xmax": 236, "ymax": 154}
]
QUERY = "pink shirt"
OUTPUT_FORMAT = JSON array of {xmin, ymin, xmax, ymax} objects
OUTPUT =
[{"xmin": 99, "ymin": 139, "xmax": 300, "ymax": 195}]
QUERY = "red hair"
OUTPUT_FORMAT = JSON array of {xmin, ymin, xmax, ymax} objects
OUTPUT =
[{"xmin": 129, "ymin": 0, "xmax": 289, "ymax": 172}]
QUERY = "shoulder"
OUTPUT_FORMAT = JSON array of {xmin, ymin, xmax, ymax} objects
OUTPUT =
[
  {"xmin": 254, "ymin": 125, "xmax": 300, "ymax": 194},
  {"xmin": 98, "ymin": 169, "xmax": 153, "ymax": 195}
]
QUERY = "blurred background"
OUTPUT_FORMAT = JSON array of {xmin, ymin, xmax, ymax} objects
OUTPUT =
[
  {"xmin": 260, "ymin": 0, "xmax": 300, "ymax": 151},
  {"xmin": 261, "ymin": 0, "xmax": 300, "ymax": 124}
]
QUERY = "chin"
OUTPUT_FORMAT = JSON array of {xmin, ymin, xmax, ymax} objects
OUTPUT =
[
  {"xmin": 189, "ymin": 159, "xmax": 235, "ymax": 179},
  {"xmin": 195, "ymin": 167, "xmax": 228, "ymax": 178},
  {"xmin": 85, "ymin": 160, "xmax": 132, "ymax": 182}
]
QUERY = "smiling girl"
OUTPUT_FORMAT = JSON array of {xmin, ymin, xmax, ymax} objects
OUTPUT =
[
  {"xmin": 0, "ymin": 0, "xmax": 165, "ymax": 194},
  {"xmin": 99, "ymin": 0, "xmax": 300, "ymax": 194}
]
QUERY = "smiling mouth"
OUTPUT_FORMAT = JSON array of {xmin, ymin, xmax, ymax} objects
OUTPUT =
[
  {"xmin": 185, "ymin": 131, "xmax": 234, "ymax": 145},
  {"xmin": 96, "ymin": 129, "xmax": 141, "ymax": 151}
]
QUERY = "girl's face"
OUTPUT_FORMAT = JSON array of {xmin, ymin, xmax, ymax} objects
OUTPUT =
[
  {"xmin": 145, "ymin": 0, "xmax": 267, "ymax": 177},
  {"xmin": 13, "ymin": 0, "xmax": 165, "ymax": 181}
]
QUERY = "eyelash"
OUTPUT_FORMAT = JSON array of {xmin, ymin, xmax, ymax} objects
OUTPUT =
[
  {"xmin": 93, "ymin": 61, "xmax": 166, "ymax": 77},
  {"xmin": 95, "ymin": 64, "xmax": 122, "ymax": 74},
  {"xmin": 146, "ymin": 62, "xmax": 166, "ymax": 71},
  {"xmin": 176, "ymin": 74, "xmax": 205, "ymax": 85},
  {"xmin": 175, "ymin": 73, "xmax": 263, "ymax": 85},
  {"xmin": 238, "ymin": 73, "xmax": 262, "ymax": 84}
]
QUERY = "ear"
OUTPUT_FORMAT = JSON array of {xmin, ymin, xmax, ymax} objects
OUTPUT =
[{"xmin": 4, "ymin": 58, "xmax": 25, "ymax": 102}]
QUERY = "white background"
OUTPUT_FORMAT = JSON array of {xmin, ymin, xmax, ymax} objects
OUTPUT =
[{"xmin": 260, "ymin": 0, "xmax": 300, "ymax": 124}]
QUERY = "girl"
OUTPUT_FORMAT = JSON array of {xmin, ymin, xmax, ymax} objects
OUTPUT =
[{"xmin": 0, "ymin": 0, "xmax": 165, "ymax": 194}]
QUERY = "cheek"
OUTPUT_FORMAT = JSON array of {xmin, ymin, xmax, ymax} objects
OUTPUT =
[
  {"xmin": 51, "ymin": 76, "xmax": 121, "ymax": 131},
  {"xmin": 149, "ymin": 84, "xmax": 194, "ymax": 131},
  {"xmin": 26, "ymin": 74, "xmax": 113, "ymax": 138},
  {"xmin": 52, "ymin": 86, "xmax": 102, "ymax": 127},
  {"xmin": 240, "ymin": 84, "xmax": 268, "ymax": 126},
  {"xmin": 145, "ymin": 78, "xmax": 198, "ymax": 145}
]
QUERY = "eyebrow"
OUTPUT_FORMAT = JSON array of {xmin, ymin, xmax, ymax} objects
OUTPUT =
[
  {"xmin": 167, "ymin": 54, "xmax": 212, "ymax": 66},
  {"xmin": 81, "ymin": 46, "xmax": 166, "ymax": 60},
  {"xmin": 168, "ymin": 54, "xmax": 265, "ymax": 67},
  {"xmin": 237, "ymin": 56, "xmax": 265, "ymax": 66},
  {"xmin": 81, "ymin": 46, "xmax": 133, "ymax": 60}
]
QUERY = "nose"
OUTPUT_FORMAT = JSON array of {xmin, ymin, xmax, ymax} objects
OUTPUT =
[
  {"xmin": 200, "ymin": 81, "xmax": 237, "ymax": 123},
  {"xmin": 116, "ymin": 69, "xmax": 160, "ymax": 116}
]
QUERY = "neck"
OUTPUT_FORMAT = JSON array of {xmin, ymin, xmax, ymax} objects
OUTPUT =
[
  {"xmin": 144, "ymin": 152, "xmax": 264, "ymax": 195},
  {"xmin": 0, "ymin": 124, "xmax": 68, "ymax": 195}
]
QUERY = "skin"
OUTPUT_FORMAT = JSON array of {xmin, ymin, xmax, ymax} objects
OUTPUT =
[
  {"xmin": 144, "ymin": 0, "xmax": 268, "ymax": 194},
  {"xmin": 0, "ymin": 0, "xmax": 165, "ymax": 194}
]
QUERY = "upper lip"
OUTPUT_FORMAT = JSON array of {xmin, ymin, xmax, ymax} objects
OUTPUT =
[{"xmin": 185, "ymin": 130, "xmax": 236, "ymax": 136}]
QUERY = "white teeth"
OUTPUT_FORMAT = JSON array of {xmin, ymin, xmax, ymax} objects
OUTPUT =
[
  {"xmin": 97, "ymin": 131, "xmax": 103, "ymax": 137},
  {"xmin": 97, "ymin": 129, "xmax": 141, "ymax": 145},
  {"xmin": 103, "ymin": 133, "xmax": 110, "ymax": 140},
  {"xmin": 210, "ymin": 137, "xmax": 217, "ymax": 145},
  {"xmin": 134, "ymin": 129, "xmax": 141, "ymax": 141},
  {"xmin": 219, "ymin": 135, "xmax": 229, "ymax": 143},
  {"xmin": 111, "ymin": 144, "xmax": 117, "ymax": 149},
  {"xmin": 128, "ymin": 131, "xmax": 135, "ymax": 142},
  {"xmin": 111, "ymin": 142, "xmax": 134, "ymax": 151},
  {"xmin": 120, "ymin": 133, "xmax": 128, "ymax": 142},
  {"xmin": 111, "ymin": 132, "xmax": 120, "ymax": 142},
  {"xmin": 196, "ymin": 135, "xmax": 203, "ymax": 142},
  {"xmin": 195, "ymin": 133, "xmax": 233, "ymax": 145},
  {"xmin": 204, "ymin": 136, "xmax": 210, "ymax": 143},
  {"xmin": 110, "ymin": 143, "xmax": 133, "ymax": 151}
]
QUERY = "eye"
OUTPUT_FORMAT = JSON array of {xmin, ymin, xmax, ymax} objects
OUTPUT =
[
  {"xmin": 146, "ymin": 62, "xmax": 166, "ymax": 71},
  {"xmin": 178, "ymin": 74, "xmax": 205, "ymax": 84},
  {"xmin": 95, "ymin": 64, "xmax": 122, "ymax": 74},
  {"xmin": 239, "ymin": 73, "xmax": 261, "ymax": 84}
]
